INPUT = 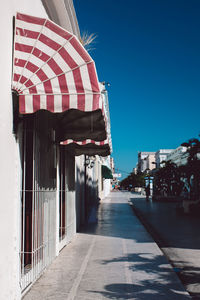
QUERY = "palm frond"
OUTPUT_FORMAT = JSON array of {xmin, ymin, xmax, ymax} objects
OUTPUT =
[{"xmin": 80, "ymin": 32, "xmax": 97, "ymax": 52}]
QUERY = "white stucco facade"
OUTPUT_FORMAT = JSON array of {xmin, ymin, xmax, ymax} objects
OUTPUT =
[
  {"xmin": 138, "ymin": 152, "xmax": 156, "ymax": 172},
  {"xmin": 0, "ymin": 2, "xmax": 48, "ymax": 299},
  {"xmin": 166, "ymin": 146, "xmax": 188, "ymax": 166},
  {"xmin": 155, "ymin": 149, "xmax": 174, "ymax": 168},
  {"xmin": 0, "ymin": 2, "xmax": 112, "ymax": 299}
]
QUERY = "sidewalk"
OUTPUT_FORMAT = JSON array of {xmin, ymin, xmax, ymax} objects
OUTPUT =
[
  {"xmin": 23, "ymin": 191, "xmax": 190, "ymax": 300},
  {"xmin": 130, "ymin": 193, "xmax": 200, "ymax": 299}
]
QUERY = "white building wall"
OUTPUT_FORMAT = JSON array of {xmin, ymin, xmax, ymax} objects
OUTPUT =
[
  {"xmin": 0, "ymin": 2, "xmax": 111, "ymax": 299},
  {"xmin": 155, "ymin": 149, "xmax": 174, "ymax": 168},
  {"xmin": 166, "ymin": 146, "xmax": 188, "ymax": 166},
  {"xmin": 146, "ymin": 154, "xmax": 156, "ymax": 171},
  {"xmin": 65, "ymin": 152, "xmax": 76, "ymax": 245},
  {"xmin": 0, "ymin": 2, "xmax": 48, "ymax": 299},
  {"xmin": 75, "ymin": 155, "xmax": 85, "ymax": 230},
  {"xmin": 138, "ymin": 152, "xmax": 155, "ymax": 172},
  {"xmin": 103, "ymin": 179, "xmax": 111, "ymax": 198},
  {"xmin": 101, "ymin": 156, "xmax": 112, "ymax": 199}
]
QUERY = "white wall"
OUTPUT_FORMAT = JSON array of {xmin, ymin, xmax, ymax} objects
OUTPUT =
[
  {"xmin": 103, "ymin": 179, "xmax": 111, "ymax": 198},
  {"xmin": 0, "ymin": 2, "xmax": 47, "ymax": 299},
  {"xmin": 75, "ymin": 155, "xmax": 85, "ymax": 230}
]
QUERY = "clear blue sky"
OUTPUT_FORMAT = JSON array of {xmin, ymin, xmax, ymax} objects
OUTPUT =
[{"xmin": 74, "ymin": 0, "xmax": 200, "ymax": 178}]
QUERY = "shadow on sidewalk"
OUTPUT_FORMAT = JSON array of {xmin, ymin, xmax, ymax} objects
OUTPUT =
[
  {"xmin": 130, "ymin": 197, "xmax": 200, "ymax": 250},
  {"xmin": 87, "ymin": 252, "xmax": 190, "ymax": 299}
]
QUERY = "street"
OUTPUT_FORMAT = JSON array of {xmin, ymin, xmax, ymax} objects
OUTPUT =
[
  {"xmin": 131, "ymin": 193, "xmax": 200, "ymax": 299},
  {"xmin": 24, "ymin": 191, "xmax": 190, "ymax": 300}
]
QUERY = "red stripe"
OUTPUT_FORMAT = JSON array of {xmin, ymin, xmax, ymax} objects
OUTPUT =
[
  {"xmin": 62, "ymin": 95, "xmax": 70, "ymax": 111},
  {"xmin": 73, "ymin": 68, "xmax": 85, "ymax": 110},
  {"xmin": 26, "ymin": 61, "xmax": 39, "ymax": 73},
  {"xmin": 87, "ymin": 62, "xmax": 100, "ymax": 93},
  {"xmin": 19, "ymin": 95, "xmax": 26, "ymax": 113},
  {"xmin": 17, "ymin": 13, "xmax": 45, "ymax": 25},
  {"xmin": 77, "ymin": 94, "xmax": 85, "ymax": 110},
  {"xmin": 58, "ymin": 74, "xmax": 69, "ymax": 93},
  {"xmin": 82, "ymin": 140, "xmax": 86, "ymax": 145},
  {"xmin": 43, "ymin": 79, "xmax": 53, "ymax": 94},
  {"xmin": 73, "ymin": 68, "xmax": 84, "ymax": 92},
  {"xmin": 13, "ymin": 73, "xmax": 21, "ymax": 82},
  {"xmin": 32, "ymin": 47, "xmax": 50, "ymax": 62},
  {"xmin": 58, "ymin": 47, "xmax": 77, "ymax": 69},
  {"xmin": 15, "ymin": 43, "xmax": 33, "ymax": 53},
  {"xmin": 92, "ymin": 94, "xmax": 100, "ymax": 110},
  {"xmin": 33, "ymin": 95, "xmax": 41, "ymax": 112},
  {"xmin": 16, "ymin": 27, "xmax": 39, "ymax": 39},
  {"xmin": 46, "ymin": 95, "xmax": 54, "ymax": 112},
  {"xmin": 58, "ymin": 74, "xmax": 68, "ymax": 93},
  {"xmin": 100, "ymin": 141, "xmax": 105, "ymax": 145},
  {"xmin": 36, "ymin": 69, "xmax": 49, "ymax": 82},
  {"xmin": 45, "ymin": 20, "xmax": 72, "ymax": 40},
  {"xmin": 39, "ymin": 34, "xmax": 61, "ymax": 51},
  {"xmin": 70, "ymin": 37, "xmax": 91, "ymax": 62},
  {"xmin": 48, "ymin": 58, "xmax": 63, "ymax": 75},
  {"xmin": 14, "ymin": 58, "xmax": 26, "ymax": 67}
]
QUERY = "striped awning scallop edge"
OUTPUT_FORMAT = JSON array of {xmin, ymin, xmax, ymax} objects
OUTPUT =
[
  {"xmin": 60, "ymin": 138, "xmax": 111, "ymax": 156},
  {"xmin": 12, "ymin": 12, "xmax": 104, "ymax": 115}
]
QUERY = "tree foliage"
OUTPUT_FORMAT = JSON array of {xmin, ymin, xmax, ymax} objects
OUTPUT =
[
  {"xmin": 153, "ymin": 161, "xmax": 183, "ymax": 197},
  {"xmin": 181, "ymin": 136, "xmax": 200, "ymax": 199},
  {"xmin": 154, "ymin": 136, "xmax": 200, "ymax": 199},
  {"xmin": 120, "ymin": 172, "xmax": 146, "ymax": 189}
]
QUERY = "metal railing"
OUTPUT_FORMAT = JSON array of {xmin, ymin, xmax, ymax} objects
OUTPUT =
[{"xmin": 20, "ymin": 122, "xmax": 57, "ymax": 293}]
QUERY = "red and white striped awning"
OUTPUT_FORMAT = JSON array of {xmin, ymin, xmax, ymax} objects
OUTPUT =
[
  {"xmin": 60, "ymin": 138, "xmax": 111, "ymax": 156},
  {"xmin": 12, "ymin": 12, "xmax": 103, "ymax": 115},
  {"xmin": 61, "ymin": 139, "xmax": 108, "ymax": 146}
]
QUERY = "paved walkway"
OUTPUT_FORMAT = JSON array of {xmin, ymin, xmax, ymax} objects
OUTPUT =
[{"xmin": 24, "ymin": 191, "xmax": 190, "ymax": 300}]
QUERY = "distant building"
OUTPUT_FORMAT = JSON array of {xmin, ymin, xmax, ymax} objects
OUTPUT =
[
  {"xmin": 155, "ymin": 149, "xmax": 174, "ymax": 168},
  {"xmin": 132, "ymin": 166, "xmax": 138, "ymax": 174},
  {"xmin": 138, "ymin": 152, "xmax": 156, "ymax": 173},
  {"xmin": 146, "ymin": 153, "xmax": 156, "ymax": 171},
  {"xmin": 166, "ymin": 146, "xmax": 188, "ymax": 166}
]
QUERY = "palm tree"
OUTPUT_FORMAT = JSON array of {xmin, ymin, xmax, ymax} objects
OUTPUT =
[{"xmin": 153, "ymin": 160, "xmax": 183, "ymax": 198}]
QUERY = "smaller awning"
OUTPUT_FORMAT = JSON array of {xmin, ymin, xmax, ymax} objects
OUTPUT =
[
  {"xmin": 102, "ymin": 165, "xmax": 113, "ymax": 179},
  {"xmin": 60, "ymin": 139, "xmax": 111, "ymax": 156}
]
